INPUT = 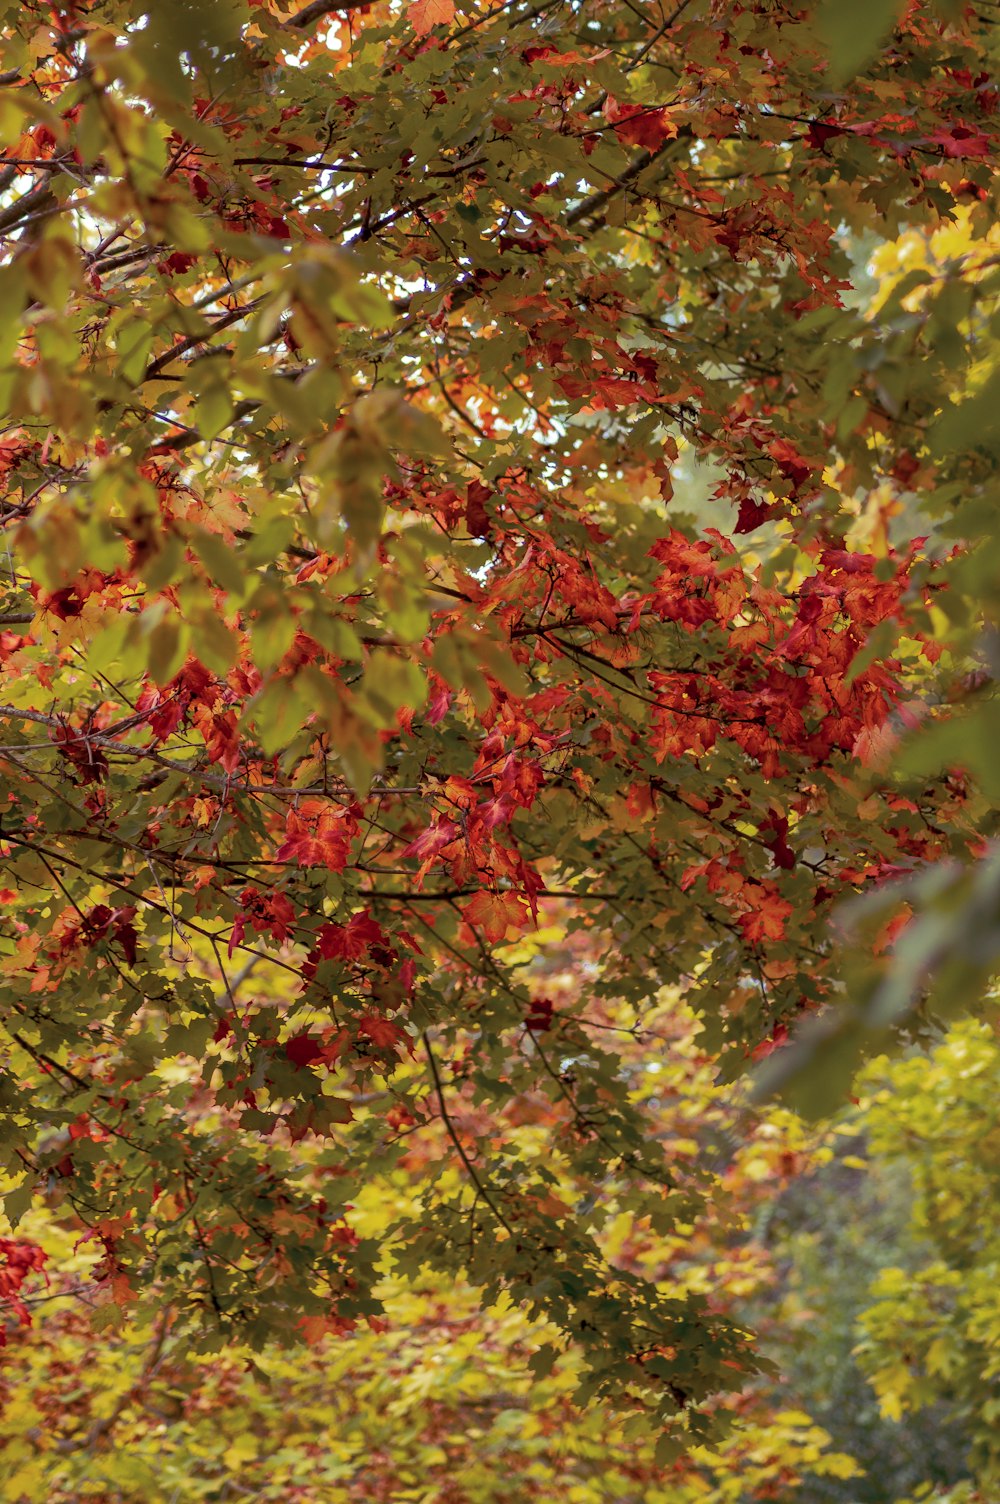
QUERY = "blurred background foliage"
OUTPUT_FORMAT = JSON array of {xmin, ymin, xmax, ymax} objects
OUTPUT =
[
  {"xmin": 3, "ymin": 1008, "xmax": 997, "ymax": 1503},
  {"xmin": 754, "ymin": 1019, "xmax": 1000, "ymax": 1504}
]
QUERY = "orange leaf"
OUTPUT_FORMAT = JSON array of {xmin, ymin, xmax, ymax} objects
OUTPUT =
[
  {"xmin": 462, "ymin": 889, "xmax": 529, "ymax": 943},
  {"xmin": 410, "ymin": 0, "xmax": 454, "ymax": 34}
]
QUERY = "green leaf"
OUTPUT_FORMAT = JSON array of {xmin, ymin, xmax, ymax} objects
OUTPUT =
[{"xmin": 817, "ymin": 0, "xmax": 904, "ymax": 82}]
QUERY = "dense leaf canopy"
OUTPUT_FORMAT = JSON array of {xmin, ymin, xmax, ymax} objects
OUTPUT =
[{"xmin": 0, "ymin": 0, "xmax": 996, "ymax": 1463}]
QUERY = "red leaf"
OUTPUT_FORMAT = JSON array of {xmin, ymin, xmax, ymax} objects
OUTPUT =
[
  {"xmin": 738, "ymin": 887, "xmax": 793, "ymax": 945},
  {"xmin": 605, "ymin": 100, "xmax": 678, "ymax": 149},
  {"xmin": 465, "ymin": 480, "xmax": 493, "ymax": 538},
  {"xmin": 357, "ymin": 1014, "xmax": 405, "ymax": 1050},
  {"xmin": 929, "ymin": 125, "xmax": 991, "ymax": 159},
  {"xmin": 525, "ymin": 997, "xmax": 554, "ymax": 1032},
  {"xmin": 806, "ymin": 120, "xmax": 846, "ymax": 150},
  {"xmin": 751, "ymin": 1023, "xmax": 789, "ymax": 1061},
  {"xmin": 734, "ymin": 493, "xmax": 778, "ymax": 534},
  {"xmin": 274, "ymin": 805, "xmax": 353, "ymax": 871},
  {"xmin": 316, "ymin": 911, "xmax": 386, "ymax": 962},
  {"xmin": 284, "ymin": 1033, "xmax": 323, "ymax": 1069},
  {"xmin": 192, "ymin": 707, "xmax": 240, "ymax": 774}
]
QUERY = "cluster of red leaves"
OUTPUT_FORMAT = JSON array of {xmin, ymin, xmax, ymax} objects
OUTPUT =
[
  {"xmin": 643, "ymin": 535, "xmax": 919, "ymax": 776},
  {"xmin": 0, "ymin": 1239, "xmax": 47, "ymax": 1345}
]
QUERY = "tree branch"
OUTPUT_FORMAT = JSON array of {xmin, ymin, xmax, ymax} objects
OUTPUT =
[
  {"xmin": 565, "ymin": 140, "xmax": 674, "ymax": 228},
  {"xmin": 285, "ymin": 0, "xmax": 377, "ymax": 27},
  {"xmin": 422, "ymin": 1031, "xmax": 514, "ymax": 1236},
  {"xmin": 0, "ymin": 182, "xmax": 57, "ymax": 236}
]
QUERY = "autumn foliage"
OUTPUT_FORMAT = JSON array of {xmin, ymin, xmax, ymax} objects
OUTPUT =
[{"xmin": 0, "ymin": 0, "xmax": 997, "ymax": 1494}]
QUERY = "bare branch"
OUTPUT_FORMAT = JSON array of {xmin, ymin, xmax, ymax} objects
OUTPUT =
[{"xmin": 285, "ymin": 0, "xmax": 377, "ymax": 27}]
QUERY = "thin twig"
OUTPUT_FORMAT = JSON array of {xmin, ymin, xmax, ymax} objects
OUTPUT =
[{"xmin": 422, "ymin": 1030, "xmax": 514, "ymax": 1236}]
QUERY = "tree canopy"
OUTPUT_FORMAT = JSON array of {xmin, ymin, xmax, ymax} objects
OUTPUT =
[{"xmin": 0, "ymin": 0, "xmax": 997, "ymax": 1482}]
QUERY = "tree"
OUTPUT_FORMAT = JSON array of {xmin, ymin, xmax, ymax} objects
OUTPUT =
[{"xmin": 0, "ymin": 0, "xmax": 995, "ymax": 1458}]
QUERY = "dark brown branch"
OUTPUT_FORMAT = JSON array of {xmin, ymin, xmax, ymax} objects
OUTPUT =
[
  {"xmin": 285, "ymin": 0, "xmax": 377, "ymax": 27},
  {"xmin": 565, "ymin": 139, "xmax": 674, "ymax": 228},
  {"xmin": 141, "ymin": 301, "xmax": 260, "ymax": 383},
  {"xmin": 0, "ymin": 182, "xmax": 57, "ymax": 236},
  {"xmin": 422, "ymin": 1031, "xmax": 514, "ymax": 1236}
]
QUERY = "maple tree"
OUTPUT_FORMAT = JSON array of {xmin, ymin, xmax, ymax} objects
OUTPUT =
[{"xmin": 0, "ymin": 0, "xmax": 997, "ymax": 1475}]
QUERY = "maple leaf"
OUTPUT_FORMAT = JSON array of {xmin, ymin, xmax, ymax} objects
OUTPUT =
[
  {"xmin": 760, "ymin": 814, "xmax": 796, "ymax": 871},
  {"xmin": 113, "ymin": 909, "xmax": 139, "ymax": 967},
  {"xmin": 852, "ymin": 719, "xmax": 897, "ymax": 769},
  {"xmin": 738, "ymin": 887, "xmax": 793, "ymax": 945},
  {"xmin": 403, "ymin": 819, "xmax": 460, "ymax": 879},
  {"xmin": 929, "ymin": 125, "xmax": 991, "ymax": 159},
  {"xmin": 751, "ymin": 1023, "xmax": 789, "ymax": 1062},
  {"xmin": 192, "ymin": 707, "xmax": 241, "ymax": 774},
  {"xmin": 768, "ymin": 439, "xmax": 815, "ymax": 493},
  {"xmin": 357, "ymin": 1014, "xmax": 406, "ymax": 1050},
  {"xmin": 462, "ymin": 889, "xmax": 530, "ymax": 943},
  {"xmin": 806, "ymin": 119, "xmax": 847, "ymax": 150},
  {"xmin": 234, "ymin": 887, "xmax": 297, "ymax": 946},
  {"xmin": 298, "ymin": 1310, "xmax": 358, "ymax": 1344},
  {"xmin": 465, "ymin": 479, "xmax": 493, "ymax": 538},
  {"xmin": 0, "ymin": 1238, "xmax": 48, "ymax": 1341},
  {"xmin": 284, "ymin": 1033, "xmax": 324, "ymax": 1070},
  {"xmin": 410, "ymin": 0, "xmax": 454, "ymax": 35},
  {"xmin": 274, "ymin": 807, "xmax": 353, "ymax": 871},
  {"xmin": 604, "ymin": 99, "xmax": 677, "ymax": 149},
  {"xmin": 316, "ymin": 911, "xmax": 386, "ymax": 962},
  {"xmin": 733, "ymin": 491, "xmax": 778, "ymax": 534},
  {"xmin": 212, "ymin": 1013, "xmax": 234, "ymax": 1043}
]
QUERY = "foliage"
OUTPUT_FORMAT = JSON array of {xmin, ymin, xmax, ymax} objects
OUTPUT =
[
  {"xmin": 852, "ymin": 1019, "xmax": 1000, "ymax": 1501},
  {"xmin": 0, "ymin": 996, "xmax": 863, "ymax": 1501},
  {"xmin": 757, "ymin": 200, "xmax": 1000, "ymax": 1113},
  {"xmin": 0, "ymin": 0, "xmax": 995, "ymax": 1469},
  {"xmin": 745, "ymin": 1018, "xmax": 1000, "ymax": 1504},
  {"xmin": 756, "ymin": 1135, "xmax": 973, "ymax": 1504}
]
